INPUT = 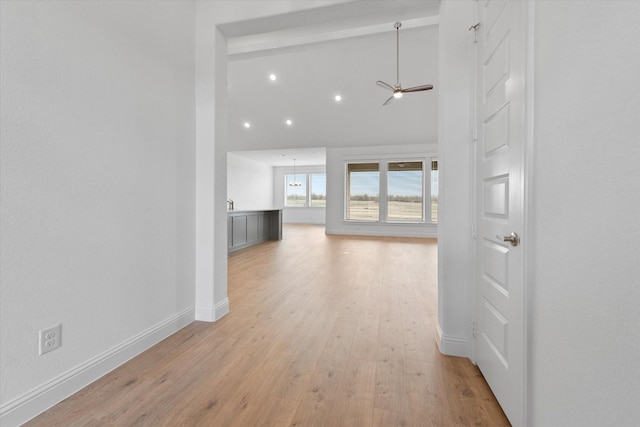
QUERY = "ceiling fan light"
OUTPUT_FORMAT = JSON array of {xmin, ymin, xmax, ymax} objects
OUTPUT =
[{"xmin": 393, "ymin": 92, "xmax": 403, "ymax": 99}]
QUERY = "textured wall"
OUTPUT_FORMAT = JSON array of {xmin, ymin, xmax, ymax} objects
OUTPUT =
[
  {"xmin": 529, "ymin": 2, "xmax": 640, "ymax": 425},
  {"xmin": 0, "ymin": 0, "xmax": 196, "ymax": 407}
]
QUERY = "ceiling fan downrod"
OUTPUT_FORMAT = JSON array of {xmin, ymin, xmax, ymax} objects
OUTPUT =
[{"xmin": 395, "ymin": 22, "xmax": 401, "ymax": 89}]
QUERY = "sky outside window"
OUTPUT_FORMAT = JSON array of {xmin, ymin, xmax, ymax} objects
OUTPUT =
[
  {"xmin": 310, "ymin": 174, "xmax": 326, "ymax": 207},
  {"xmin": 347, "ymin": 163, "xmax": 379, "ymax": 221}
]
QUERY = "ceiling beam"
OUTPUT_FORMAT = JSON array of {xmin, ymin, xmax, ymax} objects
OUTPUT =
[{"xmin": 228, "ymin": 15, "xmax": 439, "ymax": 58}]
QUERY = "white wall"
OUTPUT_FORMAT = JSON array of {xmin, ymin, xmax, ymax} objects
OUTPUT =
[
  {"xmin": 0, "ymin": 1, "xmax": 196, "ymax": 424},
  {"xmin": 194, "ymin": 1, "xmax": 229, "ymax": 324},
  {"xmin": 529, "ymin": 2, "xmax": 640, "ymax": 425},
  {"xmin": 283, "ymin": 207, "xmax": 326, "ymax": 225},
  {"xmin": 326, "ymin": 144, "xmax": 437, "ymax": 238},
  {"xmin": 436, "ymin": 0, "xmax": 474, "ymax": 357},
  {"xmin": 274, "ymin": 165, "xmax": 327, "ymax": 225},
  {"xmin": 227, "ymin": 153, "xmax": 275, "ymax": 211}
]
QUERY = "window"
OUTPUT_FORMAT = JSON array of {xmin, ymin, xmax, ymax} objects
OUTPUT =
[
  {"xmin": 387, "ymin": 161, "xmax": 424, "ymax": 222},
  {"xmin": 310, "ymin": 174, "xmax": 326, "ymax": 207},
  {"xmin": 285, "ymin": 174, "xmax": 307, "ymax": 207},
  {"xmin": 284, "ymin": 172, "xmax": 326, "ymax": 207},
  {"xmin": 346, "ymin": 163, "xmax": 380, "ymax": 221},
  {"xmin": 430, "ymin": 160, "xmax": 438, "ymax": 222},
  {"xmin": 345, "ymin": 158, "xmax": 438, "ymax": 224}
]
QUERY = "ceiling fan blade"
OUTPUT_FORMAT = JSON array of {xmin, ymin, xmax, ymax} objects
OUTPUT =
[
  {"xmin": 401, "ymin": 84, "xmax": 434, "ymax": 93},
  {"xmin": 382, "ymin": 95, "xmax": 395, "ymax": 106},
  {"xmin": 376, "ymin": 80, "xmax": 395, "ymax": 91}
]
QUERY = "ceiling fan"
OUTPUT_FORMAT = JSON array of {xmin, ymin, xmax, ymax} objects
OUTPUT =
[{"xmin": 376, "ymin": 22, "xmax": 433, "ymax": 106}]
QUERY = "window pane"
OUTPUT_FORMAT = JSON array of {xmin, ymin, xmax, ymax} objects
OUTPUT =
[
  {"xmin": 285, "ymin": 174, "xmax": 306, "ymax": 207},
  {"xmin": 431, "ymin": 160, "xmax": 438, "ymax": 222},
  {"xmin": 310, "ymin": 174, "xmax": 326, "ymax": 207},
  {"xmin": 387, "ymin": 161, "xmax": 423, "ymax": 222},
  {"xmin": 346, "ymin": 163, "xmax": 379, "ymax": 221}
]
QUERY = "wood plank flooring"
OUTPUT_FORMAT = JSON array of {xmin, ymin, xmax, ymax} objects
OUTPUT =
[{"xmin": 26, "ymin": 224, "xmax": 509, "ymax": 426}]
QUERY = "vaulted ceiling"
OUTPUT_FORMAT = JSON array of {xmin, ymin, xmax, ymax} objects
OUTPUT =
[{"xmin": 223, "ymin": 0, "xmax": 440, "ymax": 166}]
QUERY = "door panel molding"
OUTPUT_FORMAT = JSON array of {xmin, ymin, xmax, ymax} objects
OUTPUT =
[{"xmin": 474, "ymin": 1, "xmax": 529, "ymax": 425}]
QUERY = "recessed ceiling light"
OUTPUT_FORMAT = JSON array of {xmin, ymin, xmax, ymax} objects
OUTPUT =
[
  {"xmin": 334, "ymin": 94, "xmax": 342, "ymax": 102},
  {"xmin": 285, "ymin": 119, "xmax": 293, "ymax": 126},
  {"xmin": 243, "ymin": 122, "xmax": 251, "ymax": 128},
  {"xmin": 269, "ymin": 73, "xmax": 277, "ymax": 81}
]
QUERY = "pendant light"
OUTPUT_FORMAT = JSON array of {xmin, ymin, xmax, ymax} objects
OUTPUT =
[{"xmin": 289, "ymin": 158, "xmax": 302, "ymax": 187}]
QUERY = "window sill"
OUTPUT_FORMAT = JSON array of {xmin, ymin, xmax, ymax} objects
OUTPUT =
[{"xmin": 342, "ymin": 220, "xmax": 437, "ymax": 226}]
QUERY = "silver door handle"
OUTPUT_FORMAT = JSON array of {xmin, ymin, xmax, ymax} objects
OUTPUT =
[{"xmin": 497, "ymin": 232, "xmax": 519, "ymax": 246}]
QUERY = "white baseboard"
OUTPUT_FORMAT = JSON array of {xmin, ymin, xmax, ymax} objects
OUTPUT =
[
  {"xmin": 437, "ymin": 323, "xmax": 471, "ymax": 357},
  {"xmin": 282, "ymin": 219, "xmax": 326, "ymax": 225},
  {"xmin": 215, "ymin": 298, "xmax": 230, "ymax": 319},
  {"xmin": 0, "ymin": 307, "xmax": 195, "ymax": 427},
  {"xmin": 195, "ymin": 297, "xmax": 229, "ymax": 322},
  {"xmin": 325, "ymin": 225, "xmax": 437, "ymax": 239}
]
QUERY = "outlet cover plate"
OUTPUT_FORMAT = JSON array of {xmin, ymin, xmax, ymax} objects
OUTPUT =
[{"xmin": 39, "ymin": 324, "xmax": 61, "ymax": 355}]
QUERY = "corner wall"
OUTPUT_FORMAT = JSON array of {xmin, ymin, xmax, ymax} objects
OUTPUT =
[
  {"xmin": 194, "ymin": 1, "xmax": 229, "ymax": 323},
  {"xmin": 0, "ymin": 2, "xmax": 196, "ymax": 424},
  {"xmin": 436, "ymin": 0, "xmax": 474, "ymax": 357}
]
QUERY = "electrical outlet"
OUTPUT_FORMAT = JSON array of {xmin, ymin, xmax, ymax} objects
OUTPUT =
[{"xmin": 39, "ymin": 324, "xmax": 61, "ymax": 355}]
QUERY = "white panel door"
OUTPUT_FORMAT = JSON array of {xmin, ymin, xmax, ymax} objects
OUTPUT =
[{"xmin": 475, "ymin": 0, "xmax": 526, "ymax": 425}]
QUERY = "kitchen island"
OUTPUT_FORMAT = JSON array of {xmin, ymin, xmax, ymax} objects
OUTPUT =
[{"xmin": 227, "ymin": 209, "xmax": 282, "ymax": 253}]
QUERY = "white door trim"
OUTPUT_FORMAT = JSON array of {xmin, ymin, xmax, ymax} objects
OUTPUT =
[{"xmin": 522, "ymin": 1, "xmax": 536, "ymax": 425}]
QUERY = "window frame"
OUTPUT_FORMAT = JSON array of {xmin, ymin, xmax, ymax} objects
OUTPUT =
[
  {"xmin": 343, "ymin": 156, "xmax": 438, "ymax": 224},
  {"xmin": 284, "ymin": 171, "xmax": 326, "ymax": 208},
  {"xmin": 284, "ymin": 173, "xmax": 308, "ymax": 207},
  {"xmin": 386, "ymin": 160, "xmax": 426, "ymax": 223},
  {"xmin": 345, "ymin": 161, "xmax": 381, "ymax": 222},
  {"xmin": 430, "ymin": 159, "xmax": 439, "ymax": 223}
]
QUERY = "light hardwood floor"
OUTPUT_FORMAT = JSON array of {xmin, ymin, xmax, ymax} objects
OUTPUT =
[{"xmin": 26, "ymin": 224, "xmax": 509, "ymax": 426}]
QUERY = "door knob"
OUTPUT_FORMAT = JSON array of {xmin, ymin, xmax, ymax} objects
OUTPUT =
[{"xmin": 497, "ymin": 232, "xmax": 519, "ymax": 247}]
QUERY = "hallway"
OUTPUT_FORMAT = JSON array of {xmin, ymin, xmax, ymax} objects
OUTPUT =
[{"xmin": 27, "ymin": 225, "xmax": 508, "ymax": 426}]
